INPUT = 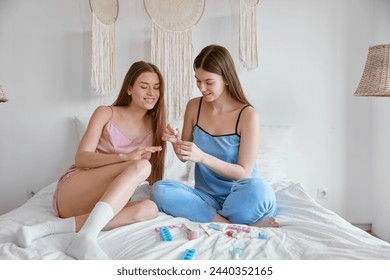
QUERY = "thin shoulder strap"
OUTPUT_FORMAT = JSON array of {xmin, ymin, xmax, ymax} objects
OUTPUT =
[
  {"xmin": 235, "ymin": 104, "xmax": 251, "ymax": 134},
  {"xmin": 108, "ymin": 105, "xmax": 114, "ymax": 121},
  {"xmin": 195, "ymin": 97, "xmax": 203, "ymax": 125}
]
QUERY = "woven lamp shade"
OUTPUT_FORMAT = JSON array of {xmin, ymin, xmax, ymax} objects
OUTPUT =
[{"xmin": 354, "ymin": 43, "xmax": 390, "ymax": 97}]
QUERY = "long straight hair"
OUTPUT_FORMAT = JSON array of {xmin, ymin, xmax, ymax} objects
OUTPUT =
[
  {"xmin": 112, "ymin": 61, "xmax": 166, "ymax": 184},
  {"xmin": 193, "ymin": 44, "xmax": 251, "ymax": 105}
]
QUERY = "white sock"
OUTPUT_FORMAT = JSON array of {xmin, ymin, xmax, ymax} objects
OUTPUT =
[
  {"xmin": 16, "ymin": 217, "xmax": 76, "ymax": 248},
  {"xmin": 66, "ymin": 201, "xmax": 114, "ymax": 260}
]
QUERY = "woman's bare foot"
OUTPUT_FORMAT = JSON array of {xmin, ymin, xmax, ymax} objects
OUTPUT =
[{"xmin": 251, "ymin": 217, "xmax": 280, "ymax": 228}]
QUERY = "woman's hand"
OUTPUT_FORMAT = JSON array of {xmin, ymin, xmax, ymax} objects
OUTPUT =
[
  {"xmin": 174, "ymin": 141, "xmax": 205, "ymax": 163},
  {"xmin": 123, "ymin": 146, "xmax": 162, "ymax": 161},
  {"xmin": 162, "ymin": 124, "xmax": 181, "ymax": 143}
]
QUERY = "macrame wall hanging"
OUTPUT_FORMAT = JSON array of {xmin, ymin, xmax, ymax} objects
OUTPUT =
[
  {"xmin": 89, "ymin": 0, "xmax": 118, "ymax": 95},
  {"xmin": 0, "ymin": 85, "xmax": 8, "ymax": 103},
  {"xmin": 144, "ymin": 0, "xmax": 205, "ymax": 121},
  {"xmin": 239, "ymin": 0, "xmax": 260, "ymax": 70}
]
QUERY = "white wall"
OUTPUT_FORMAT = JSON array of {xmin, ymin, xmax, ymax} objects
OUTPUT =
[
  {"xmin": 0, "ymin": 0, "xmax": 385, "ymax": 239},
  {"xmin": 371, "ymin": 0, "xmax": 390, "ymax": 243},
  {"xmin": 251, "ymin": 0, "xmax": 374, "ymax": 222}
]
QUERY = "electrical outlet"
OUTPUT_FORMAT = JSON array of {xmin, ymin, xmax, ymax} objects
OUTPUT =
[{"xmin": 317, "ymin": 188, "xmax": 328, "ymax": 199}]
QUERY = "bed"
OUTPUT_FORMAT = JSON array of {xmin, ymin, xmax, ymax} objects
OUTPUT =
[
  {"xmin": 1, "ymin": 179, "xmax": 390, "ymax": 260},
  {"xmin": 1, "ymin": 122, "xmax": 390, "ymax": 260}
]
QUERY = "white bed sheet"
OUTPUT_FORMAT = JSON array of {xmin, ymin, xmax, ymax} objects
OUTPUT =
[{"xmin": 1, "ymin": 180, "xmax": 389, "ymax": 260}]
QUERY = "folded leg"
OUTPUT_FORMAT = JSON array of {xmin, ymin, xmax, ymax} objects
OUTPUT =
[
  {"xmin": 219, "ymin": 177, "xmax": 278, "ymax": 226},
  {"xmin": 151, "ymin": 180, "xmax": 220, "ymax": 222}
]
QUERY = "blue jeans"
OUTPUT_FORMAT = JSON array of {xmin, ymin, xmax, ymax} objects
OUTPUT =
[{"xmin": 150, "ymin": 177, "xmax": 277, "ymax": 224}]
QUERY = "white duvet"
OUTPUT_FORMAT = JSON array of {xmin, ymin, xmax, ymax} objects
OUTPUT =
[{"xmin": 1, "ymin": 180, "xmax": 389, "ymax": 260}]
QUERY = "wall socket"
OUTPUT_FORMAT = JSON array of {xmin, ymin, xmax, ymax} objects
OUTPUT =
[{"xmin": 317, "ymin": 188, "xmax": 328, "ymax": 199}]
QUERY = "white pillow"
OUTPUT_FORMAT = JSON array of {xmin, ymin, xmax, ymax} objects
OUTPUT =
[
  {"xmin": 257, "ymin": 125, "xmax": 292, "ymax": 183},
  {"xmin": 161, "ymin": 121, "xmax": 194, "ymax": 182},
  {"xmin": 163, "ymin": 143, "xmax": 193, "ymax": 182},
  {"xmin": 74, "ymin": 115, "xmax": 90, "ymax": 141},
  {"xmin": 257, "ymin": 148, "xmax": 287, "ymax": 183}
]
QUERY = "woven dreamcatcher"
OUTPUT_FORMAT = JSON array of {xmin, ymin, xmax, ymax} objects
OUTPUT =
[
  {"xmin": 239, "ymin": 0, "xmax": 260, "ymax": 69},
  {"xmin": 144, "ymin": 0, "xmax": 205, "ymax": 121},
  {"xmin": 89, "ymin": 0, "xmax": 119, "ymax": 95}
]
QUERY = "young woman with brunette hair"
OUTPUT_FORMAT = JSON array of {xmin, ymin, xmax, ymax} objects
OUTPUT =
[
  {"xmin": 17, "ymin": 61, "xmax": 166, "ymax": 259},
  {"xmin": 152, "ymin": 45, "xmax": 279, "ymax": 228}
]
